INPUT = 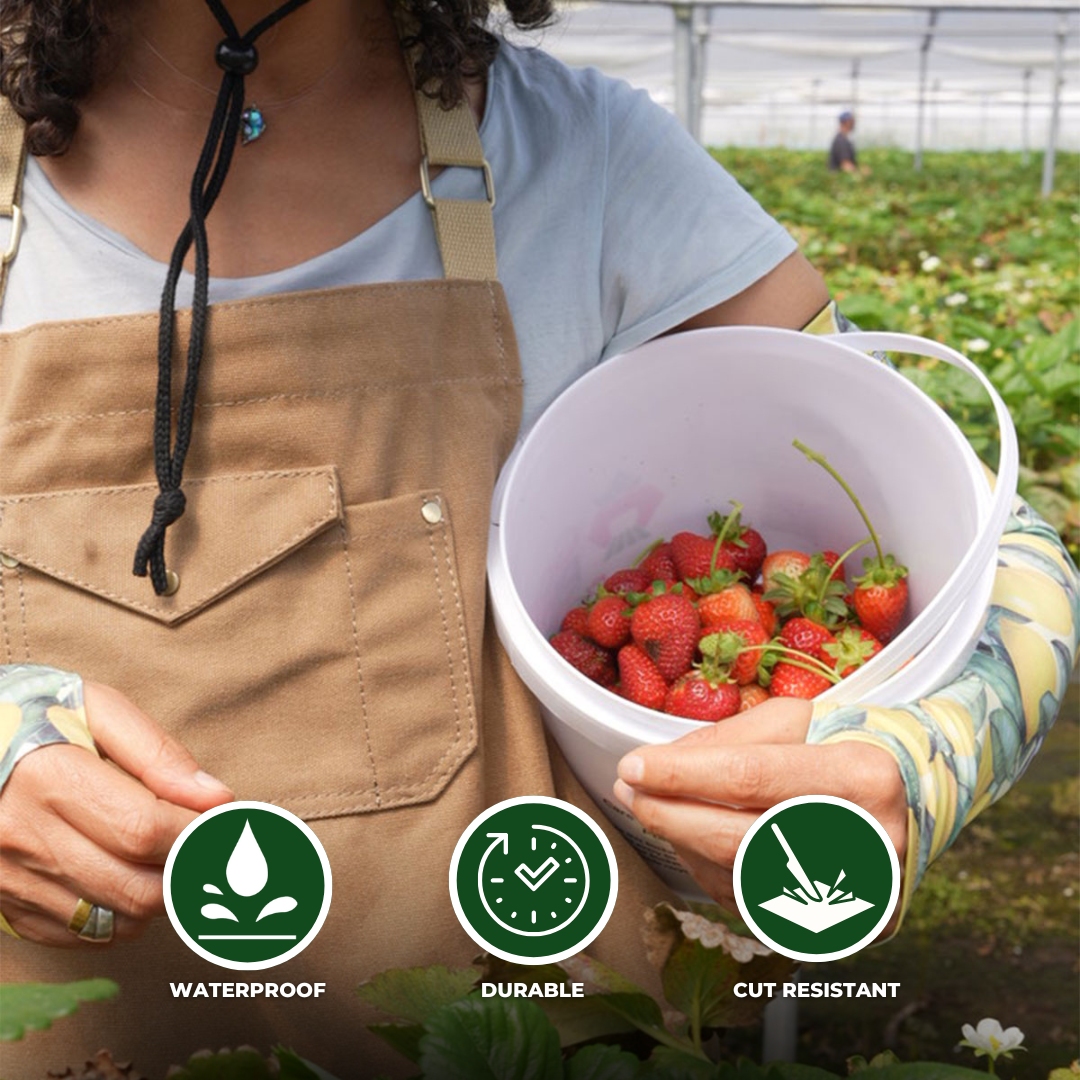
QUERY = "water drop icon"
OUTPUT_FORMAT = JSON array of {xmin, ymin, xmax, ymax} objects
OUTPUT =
[
  {"xmin": 257, "ymin": 896, "xmax": 298, "ymax": 921},
  {"xmin": 226, "ymin": 819, "xmax": 268, "ymax": 897},
  {"xmin": 201, "ymin": 903, "xmax": 239, "ymax": 922}
]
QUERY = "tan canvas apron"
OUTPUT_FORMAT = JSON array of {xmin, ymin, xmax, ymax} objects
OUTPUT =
[{"xmin": 0, "ymin": 79, "xmax": 672, "ymax": 1077}]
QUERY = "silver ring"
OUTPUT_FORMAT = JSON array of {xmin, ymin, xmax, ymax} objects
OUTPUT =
[{"xmin": 77, "ymin": 904, "xmax": 115, "ymax": 943}]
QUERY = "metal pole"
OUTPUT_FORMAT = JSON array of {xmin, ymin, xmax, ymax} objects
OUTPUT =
[
  {"xmin": 762, "ymin": 996, "xmax": 799, "ymax": 1062},
  {"xmin": 1021, "ymin": 67, "xmax": 1032, "ymax": 165},
  {"xmin": 914, "ymin": 10, "xmax": 938, "ymax": 171},
  {"xmin": 689, "ymin": 5, "xmax": 708, "ymax": 142},
  {"xmin": 931, "ymin": 78, "xmax": 941, "ymax": 149},
  {"xmin": 1041, "ymin": 17, "xmax": 1065, "ymax": 198},
  {"xmin": 674, "ymin": 3, "xmax": 694, "ymax": 133},
  {"xmin": 851, "ymin": 58, "xmax": 861, "ymax": 111}
]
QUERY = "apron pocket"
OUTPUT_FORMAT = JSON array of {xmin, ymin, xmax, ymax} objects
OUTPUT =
[{"xmin": 0, "ymin": 473, "xmax": 477, "ymax": 818}]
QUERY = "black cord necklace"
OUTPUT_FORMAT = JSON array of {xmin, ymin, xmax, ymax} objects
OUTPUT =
[{"xmin": 133, "ymin": 0, "xmax": 311, "ymax": 595}]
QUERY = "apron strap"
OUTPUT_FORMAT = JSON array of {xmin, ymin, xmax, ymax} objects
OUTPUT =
[
  {"xmin": 0, "ymin": 94, "xmax": 27, "ymax": 316},
  {"xmin": 410, "ymin": 77, "xmax": 497, "ymax": 282}
]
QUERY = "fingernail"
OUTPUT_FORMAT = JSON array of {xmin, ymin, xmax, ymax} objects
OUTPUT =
[
  {"xmin": 193, "ymin": 769, "xmax": 230, "ymax": 793},
  {"xmin": 617, "ymin": 754, "xmax": 645, "ymax": 784},
  {"xmin": 613, "ymin": 779, "xmax": 635, "ymax": 808}
]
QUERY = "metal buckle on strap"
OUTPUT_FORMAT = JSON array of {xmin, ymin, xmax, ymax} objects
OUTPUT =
[
  {"xmin": 419, "ymin": 156, "xmax": 496, "ymax": 211},
  {"xmin": 1, "ymin": 204, "xmax": 22, "ymax": 266}
]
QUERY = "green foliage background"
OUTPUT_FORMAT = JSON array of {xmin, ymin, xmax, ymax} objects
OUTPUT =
[{"xmin": 710, "ymin": 148, "xmax": 1080, "ymax": 559}]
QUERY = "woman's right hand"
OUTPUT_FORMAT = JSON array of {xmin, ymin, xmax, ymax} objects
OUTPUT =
[{"xmin": 0, "ymin": 681, "xmax": 233, "ymax": 946}]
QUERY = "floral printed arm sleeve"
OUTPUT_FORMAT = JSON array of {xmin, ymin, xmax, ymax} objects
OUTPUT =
[{"xmin": 803, "ymin": 301, "xmax": 1080, "ymax": 922}]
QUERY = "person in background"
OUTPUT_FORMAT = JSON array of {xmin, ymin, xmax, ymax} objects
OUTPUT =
[{"xmin": 829, "ymin": 109, "xmax": 859, "ymax": 174}]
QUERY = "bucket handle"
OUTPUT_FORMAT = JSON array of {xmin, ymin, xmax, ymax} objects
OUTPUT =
[{"xmin": 820, "ymin": 331, "xmax": 1019, "ymax": 701}]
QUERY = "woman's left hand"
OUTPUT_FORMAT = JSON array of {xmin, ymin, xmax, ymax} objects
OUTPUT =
[{"xmin": 612, "ymin": 698, "xmax": 908, "ymax": 914}]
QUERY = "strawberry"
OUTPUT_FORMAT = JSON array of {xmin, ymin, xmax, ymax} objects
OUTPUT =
[
  {"xmin": 671, "ymin": 531, "xmax": 734, "ymax": 582},
  {"xmin": 630, "ymin": 592, "xmax": 700, "ymax": 682},
  {"xmin": 770, "ymin": 661, "xmax": 833, "ymax": 700},
  {"xmin": 853, "ymin": 565, "xmax": 908, "ymax": 643},
  {"xmin": 550, "ymin": 630, "xmax": 616, "ymax": 687},
  {"xmin": 618, "ymin": 645, "xmax": 668, "ymax": 710},
  {"xmin": 752, "ymin": 594, "xmax": 777, "ymax": 637},
  {"xmin": 664, "ymin": 671, "xmax": 740, "ymax": 722},
  {"xmin": 738, "ymin": 684, "xmax": 771, "ymax": 712},
  {"xmin": 761, "ymin": 550, "xmax": 812, "ymax": 593},
  {"xmin": 560, "ymin": 606, "xmax": 590, "ymax": 636},
  {"xmin": 793, "ymin": 440, "xmax": 909, "ymax": 644},
  {"xmin": 708, "ymin": 503, "xmax": 767, "ymax": 581},
  {"xmin": 586, "ymin": 595, "xmax": 632, "ymax": 649},
  {"xmin": 821, "ymin": 550, "xmax": 844, "ymax": 583},
  {"xmin": 639, "ymin": 542, "xmax": 677, "ymax": 584},
  {"xmin": 824, "ymin": 626, "xmax": 883, "ymax": 678},
  {"xmin": 778, "ymin": 617, "xmax": 836, "ymax": 661},
  {"xmin": 764, "ymin": 551, "xmax": 850, "ymax": 629},
  {"xmin": 698, "ymin": 580, "xmax": 759, "ymax": 627},
  {"xmin": 603, "ymin": 567, "xmax": 653, "ymax": 596},
  {"xmin": 699, "ymin": 619, "xmax": 769, "ymax": 685}
]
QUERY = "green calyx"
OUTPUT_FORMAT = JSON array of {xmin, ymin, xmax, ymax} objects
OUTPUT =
[
  {"xmin": 707, "ymin": 502, "xmax": 749, "ymax": 549},
  {"xmin": 754, "ymin": 643, "xmax": 842, "ymax": 684},
  {"xmin": 685, "ymin": 567, "xmax": 745, "ymax": 595},
  {"xmin": 853, "ymin": 553, "xmax": 909, "ymax": 589},
  {"xmin": 793, "ymin": 439, "xmax": 895, "ymax": 574},
  {"xmin": 624, "ymin": 580, "xmax": 686, "ymax": 608},
  {"xmin": 762, "ymin": 553, "xmax": 850, "ymax": 629},
  {"xmin": 695, "ymin": 633, "xmax": 739, "ymax": 683},
  {"xmin": 823, "ymin": 628, "xmax": 878, "ymax": 672}
]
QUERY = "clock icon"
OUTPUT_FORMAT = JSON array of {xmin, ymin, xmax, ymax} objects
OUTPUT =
[
  {"xmin": 449, "ymin": 796, "xmax": 619, "ymax": 964},
  {"xmin": 478, "ymin": 824, "xmax": 590, "ymax": 937}
]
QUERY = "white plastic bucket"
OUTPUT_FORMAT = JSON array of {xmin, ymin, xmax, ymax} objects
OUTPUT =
[{"xmin": 488, "ymin": 327, "xmax": 1018, "ymax": 899}]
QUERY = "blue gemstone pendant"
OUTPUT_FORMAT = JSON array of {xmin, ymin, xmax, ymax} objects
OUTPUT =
[{"xmin": 241, "ymin": 105, "xmax": 266, "ymax": 146}]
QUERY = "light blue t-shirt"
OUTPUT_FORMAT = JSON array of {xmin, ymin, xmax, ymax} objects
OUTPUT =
[{"xmin": 4, "ymin": 42, "xmax": 796, "ymax": 430}]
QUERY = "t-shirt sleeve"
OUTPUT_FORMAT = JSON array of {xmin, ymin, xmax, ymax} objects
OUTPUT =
[{"xmin": 597, "ymin": 77, "xmax": 797, "ymax": 361}]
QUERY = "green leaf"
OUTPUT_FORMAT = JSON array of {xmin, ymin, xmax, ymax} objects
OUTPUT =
[
  {"xmin": 164, "ymin": 1047, "xmax": 274, "ymax": 1079},
  {"xmin": 357, "ymin": 964, "xmax": 477, "ymax": 1024},
  {"xmin": 566, "ymin": 1043, "xmax": 643, "ymax": 1080},
  {"xmin": 853, "ymin": 1066, "xmax": 995, "ymax": 1079},
  {"xmin": 273, "ymin": 1046, "xmax": 346, "ymax": 1080},
  {"xmin": 595, "ymin": 991, "xmax": 685, "ymax": 1049},
  {"xmin": 0, "ymin": 978, "xmax": 118, "ymax": 1042},
  {"xmin": 417, "ymin": 997, "xmax": 562, "ymax": 1080},
  {"xmin": 644, "ymin": 1046, "xmax": 720, "ymax": 1080},
  {"xmin": 369, "ymin": 1022, "xmax": 427, "ymax": 1063},
  {"xmin": 761, "ymin": 1066, "xmax": 841, "ymax": 1079},
  {"xmin": 537, "ymin": 996, "xmax": 637, "ymax": 1049}
]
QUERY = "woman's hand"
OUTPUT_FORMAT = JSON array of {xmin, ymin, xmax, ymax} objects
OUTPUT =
[
  {"xmin": 612, "ymin": 698, "xmax": 907, "ymax": 914},
  {"xmin": 0, "ymin": 682, "xmax": 233, "ymax": 946}
]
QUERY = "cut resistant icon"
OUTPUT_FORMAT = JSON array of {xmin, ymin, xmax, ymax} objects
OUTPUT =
[
  {"xmin": 755, "ymin": 824, "xmax": 875, "ymax": 933},
  {"xmin": 164, "ymin": 801, "xmax": 332, "ymax": 971},
  {"xmin": 733, "ymin": 795, "xmax": 900, "ymax": 963}
]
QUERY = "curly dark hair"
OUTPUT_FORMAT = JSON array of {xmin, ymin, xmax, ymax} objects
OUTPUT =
[{"xmin": 1, "ymin": 0, "xmax": 553, "ymax": 157}]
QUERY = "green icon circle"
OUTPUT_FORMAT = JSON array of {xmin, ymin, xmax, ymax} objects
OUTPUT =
[
  {"xmin": 164, "ymin": 801, "xmax": 332, "ymax": 971},
  {"xmin": 449, "ymin": 797, "xmax": 618, "ymax": 964},
  {"xmin": 733, "ymin": 795, "xmax": 899, "ymax": 962}
]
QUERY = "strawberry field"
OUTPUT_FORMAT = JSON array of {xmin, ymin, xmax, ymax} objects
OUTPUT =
[{"xmin": 712, "ymin": 148, "xmax": 1080, "ymax": 560}]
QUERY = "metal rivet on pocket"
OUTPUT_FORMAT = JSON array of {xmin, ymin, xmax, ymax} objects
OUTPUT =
[
  {"xmin": 163, "ymin": 569, "xmax": 181, "ymax": 596},
  {"xmin": 421, "ymin": 498, "xmax": 443, "ymax": 525},
  {"xmin": 0, "ymin": 553, "xmax": 18, "ymax": 569}
]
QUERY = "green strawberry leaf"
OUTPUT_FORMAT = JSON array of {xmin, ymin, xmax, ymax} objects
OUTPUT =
[
  {"xmin": 565, "ymin": 1043, "xmax": 643, "ymax": 1080},
  {"xmin": 356, "ymin": 964, "xmax": 478, "ymax": 1025},
  {"xmin": 368, "ymin": 1022, "xmax": 427, "ymax": 1063},
  {"xmin": 417, "ymin": 997, "xmax": 562, "ymax": 1080},
  {"xmin": 644, "ymin": 1046, "xmax": 718, "ymax": 1080},
  {"xmin": 273, "ymin": 1046, "xmax": 346, "ymax": 1080},
  {"xmin": 0, "ymin": 978, "xmax": 118, "ymax": 1042}
]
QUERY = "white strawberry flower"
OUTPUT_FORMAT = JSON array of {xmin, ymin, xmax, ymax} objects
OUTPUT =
[
  {"xmin": 945, "ymin": 291, "xmax": 969, "ymax": 307},
  {"xmin": 959, "ymin": 1018, "xmax": 1026, "ymax": 1070},
  {"xmin": 965, "ymin": 338, "xmax": 991, "ymax": 354},
  {"xmin": 972, "ymin": 254, "xmax": 990, "ymax": 269},
  {"xmin": 921, "ymin": 255, "xmax": 941, "ymax": 272}
]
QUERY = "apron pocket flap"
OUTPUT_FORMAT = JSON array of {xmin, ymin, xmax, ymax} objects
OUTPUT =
[{"xmin": 0, "ymin": 467, "xmax": 343, "ymax": 624}]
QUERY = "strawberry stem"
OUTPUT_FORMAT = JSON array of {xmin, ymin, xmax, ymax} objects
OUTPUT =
[
  {"xmin": 742, "ymin": 643, "xmax": 841, "ymax": 683},
  {"xmin": 632, "ymin": 537, "xmax": 664, "ymax": 567},
  {"xmin": 793, "ymin": 440, "xmax": 886, "ymax": 569},
  {"xmin": 709, "ymin": 501, "xmax": 742, "ymax": 574},
  {"xmin": 816, "ymin": 536, "xmax": 871, "ymax": 605}
]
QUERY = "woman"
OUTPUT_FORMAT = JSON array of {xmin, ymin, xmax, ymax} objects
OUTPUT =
[{"xmin": 0, "ymin": 1, "xmax": 1075, "ymax": 1075}]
